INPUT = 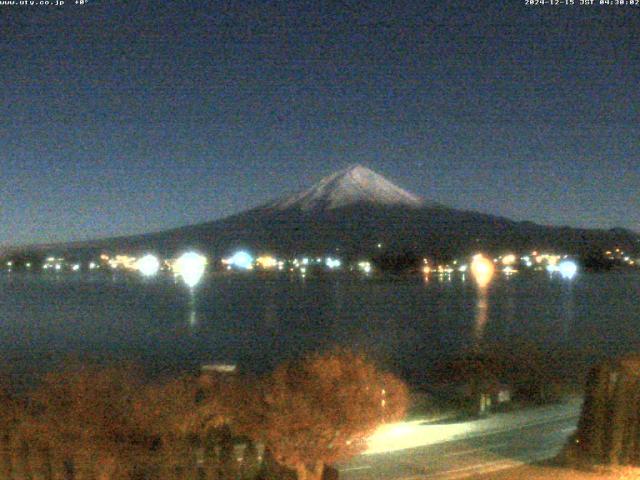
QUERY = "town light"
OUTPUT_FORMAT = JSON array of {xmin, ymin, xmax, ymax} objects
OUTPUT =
[
  {"xmin": 136, "ymin": 254, "xmax": 160, "ymax": 277},
  {"xmin": 256, "ymin": 255, "xmax": 277, "ymax": 269},
  {"xmin": 502, "ymin": 254, "xmax": 516, "ymax": 266},
  {"xmin": 559, "ymin": 260, "xmax": 578, "ymax": 280},
  {"xmin": 228, "ymin": 251, "xmax": 253, "ymax": 270},
  {"xmin": 358, "ymin": 261, "xmax": 372, "ymax": 274},
  {"xmin": 325, "ymin": 257, "xmax": 341, "ymax": 269},
  {"xmin": 175, "ymin": 252, "xmax": 207, "ymax": 288},
  {"xmin": 470, "ymin": 254, "xmax": 495, "ymax": 288}
]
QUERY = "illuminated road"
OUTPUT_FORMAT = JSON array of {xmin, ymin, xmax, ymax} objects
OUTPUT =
[{"xmin": 339, "ymin": 398, "xmax": 582, "ymax": 480}]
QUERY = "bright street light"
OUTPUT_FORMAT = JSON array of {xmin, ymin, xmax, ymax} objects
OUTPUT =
[
  {"xmin": 470, "ymin": 254, "xmax": 495, "ymax": 289},
  {"xmin": 175, "ymin": 252, "xmax": 207, "ymax": 288},
  {"xmin": 136, "ymin": 254, "xmax": 160, "ymax": 277}
]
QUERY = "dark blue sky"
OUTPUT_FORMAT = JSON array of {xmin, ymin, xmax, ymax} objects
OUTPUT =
[{"xmin": 2, "ymin": 0, "xmax": 639, "ymax": 246}]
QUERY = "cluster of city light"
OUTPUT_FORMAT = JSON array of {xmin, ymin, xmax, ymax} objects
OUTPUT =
[
  {"xmin": 107, "ymin": 255, "xmax": 138, "ymax": 271},
  {"xmin": 42, "ymin": 260, "xmax": 85, "ymax": 272},
  {"xmin": 42, "ymin": 256, "xmax": 66, "ymax": 272},
  {"xmin": 606, "ymin": 248, "xmax": 638, "ymax": 266},
  {"xmin": 325, "ymin": 257, "xmax": 341, "ymax": 269},
  {"xmin": 6, "ymin": 245, "xmax": 626, "ymax": 282},
  {"xmin": 292, "ymin": 257, "xmax": 308, "ymax": 268},
  {"xmin": 221, "ymin": 252, "xmax": 355, "ymax": 275},
  {"xmin": 358, "ymin": 261, "xmax": 372, "ymax": 274},
  {"xmin": 546, "ymin": 259, "xmax": 578, "ymax": 280},
  {"xmin": 256, "ymin": 255, "xmax": 278, "ymax": 269},
  {"xmin": 421, "ymin": 254, "xmax": 496, "ymax": 285},
  {"xmin": 421, "ymin": 258, "xmax": 491, "ymax": 279},
  {"xmin": 535, "ymin": 253, "xmax": 561, "ymax": 266}
]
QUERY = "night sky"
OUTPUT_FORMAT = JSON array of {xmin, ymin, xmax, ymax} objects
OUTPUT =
[{"xmin": 2, "ymin": 0, "xmax": 639, "ymax": 246}]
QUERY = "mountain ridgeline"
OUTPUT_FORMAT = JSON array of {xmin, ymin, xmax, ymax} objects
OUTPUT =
[{"xmin": 16, "ymin": 165, "xmax": 640, "ymax": 261}]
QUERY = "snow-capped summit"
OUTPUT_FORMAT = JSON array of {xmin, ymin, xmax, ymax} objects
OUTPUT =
[{"xmin": 266, "ymin": 165, "xmax": 425, "ymax": 211}]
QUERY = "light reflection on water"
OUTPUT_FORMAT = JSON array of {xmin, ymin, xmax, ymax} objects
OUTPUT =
[
  {"xmin": 0, "ymin": 272, "xmax": 639, "ymax": 382},
  {"xmin": 474, "ymin": 287, "xmax": 489, "ymax": 344},
  {"xmin": 187, "ymin": 290, "xmax": 198, "ymax": 328},
  {"xmin": 562, "ymin": 282, "xmax": 575, "ymax": 343},
  {"xmin": 503, "ymin": 277, "xmax": 516, "ymax": 336}
]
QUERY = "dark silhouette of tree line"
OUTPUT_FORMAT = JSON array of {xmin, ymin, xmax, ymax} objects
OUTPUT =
[
  {"xmin": 0, "ymin": 349, "xmax": 408, "ymax": 480},
  {"xmin": 564, "ymin": 355, "xmax": 640, "ymax": 468}
]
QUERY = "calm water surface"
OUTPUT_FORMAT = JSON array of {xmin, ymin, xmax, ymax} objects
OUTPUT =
[{"xmin": 1, "ymin": 272, "xmax": 639, "ymax": 384}]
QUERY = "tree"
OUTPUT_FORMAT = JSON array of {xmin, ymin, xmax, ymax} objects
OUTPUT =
[
  {"xmin": 372, "ymin": 250, "xmax": 421, "ymax": 274},
  {"xmin": 0, "ymin": 378, "xmax": 22, "ymax": 480},
  {"xmin": 197, "ymin": 370, "xmax": 258, "ymax": 480},
  {"xmin": 568, "ymin": 355, "xmax": 640, "ymax": 466},
  {"xmin": 131, "ymin": 375, "xmax": 206, "ymax": 480},
  {"xmin": 18, "ymin": 363, "xmax": 147, "ymax": 480},
  {"xmin": 238, "ymin": 349, "xmax": 408, "ymax": 480},
  {"xmin": 581, "ymin": 249, "xmax": 616, "ymax": 272}
]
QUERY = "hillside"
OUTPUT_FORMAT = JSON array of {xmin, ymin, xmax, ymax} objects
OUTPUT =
[{"xmin": 11, "ymin": 165, "xmax": 640, "ymax": 260}]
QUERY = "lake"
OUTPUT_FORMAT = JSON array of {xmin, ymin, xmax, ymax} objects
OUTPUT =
[{"xmin": 1, "ymin": 271, "xmax": 639, "ymax": 386}]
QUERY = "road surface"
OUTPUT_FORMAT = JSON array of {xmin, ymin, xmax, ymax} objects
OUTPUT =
[{"xmin": 339, "ymin": 398, "xmax": 582, "ymax": 480}]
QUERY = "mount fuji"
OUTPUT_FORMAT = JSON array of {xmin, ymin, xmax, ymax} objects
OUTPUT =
[
  {"xmin": 265, "ymin": 165, "xmax": 427, "ymax": 211},
  {"xmin": 19, "ymin": 165, "xmax": 640, "ymax": 260}
]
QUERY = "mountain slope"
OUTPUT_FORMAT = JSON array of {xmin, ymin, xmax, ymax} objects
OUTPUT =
[{"xmin": 14, "ymin": 166, "xmax": 640, "ymax": 260}]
